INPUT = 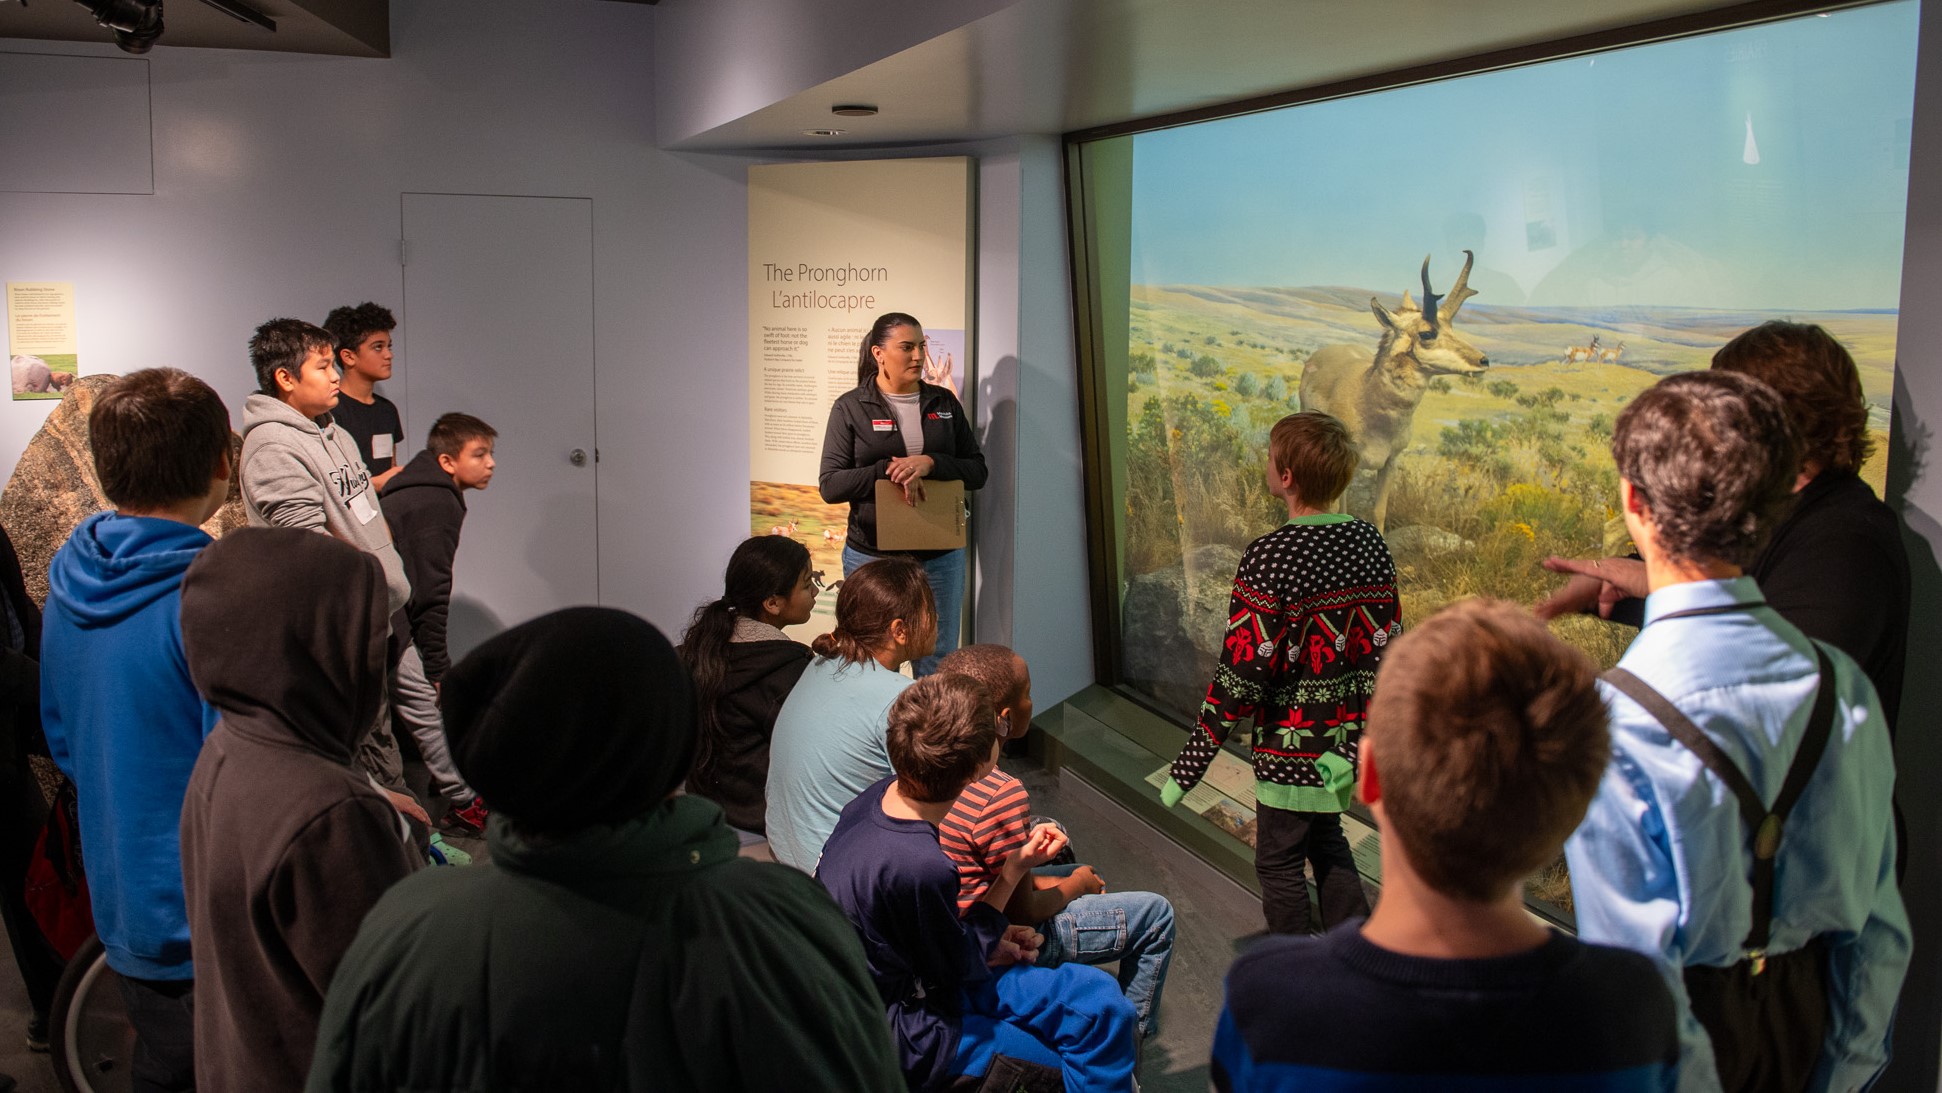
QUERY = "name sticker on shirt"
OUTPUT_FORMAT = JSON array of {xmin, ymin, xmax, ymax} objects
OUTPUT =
[
  {"xmin": 871, "ymin": 419, "xmax": 895, "ymax": 432},
  {"xmin": 348, "ymin": 489, "xmax": 380, "ymax": 525},
  {"xmin": 372, "ymin": 434, "xmax": 394, "ymax": 460}
]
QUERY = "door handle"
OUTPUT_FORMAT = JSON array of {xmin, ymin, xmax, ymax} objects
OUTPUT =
[{"xmin": 569, "ymin": 448, "xmax": 588, "ymax": 466}]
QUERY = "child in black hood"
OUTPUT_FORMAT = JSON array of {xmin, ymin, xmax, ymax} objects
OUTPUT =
[{"xmin": 178, "ymin": 526, "xmax": 419, "ymax": 1093}]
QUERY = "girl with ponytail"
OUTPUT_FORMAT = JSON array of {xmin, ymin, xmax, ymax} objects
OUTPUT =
[
  {"xmin": 679, "ymin": 536, "xmax": 817, "ymax": 841},
  {"xmin": 764, "ymin": 557, "xmax": 937, "ymax": 870}
]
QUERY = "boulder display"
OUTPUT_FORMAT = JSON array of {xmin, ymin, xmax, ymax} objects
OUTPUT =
[{"xmin": 0, "ymin": 375, "xmax": 246, "ymax": 607}]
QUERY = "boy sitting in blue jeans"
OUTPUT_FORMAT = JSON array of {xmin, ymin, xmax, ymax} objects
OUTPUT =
[
  {"xmin": 818, "ymin": 674, "xmax": 1138, "ymax": 1093},
  {"xmin": 936, "ymin": 643, "xmax": 1174, "ymax": 1042},
  {"xmin": 1215, "ymin": 599, "xmax": 1679, "ymax": 1091}
]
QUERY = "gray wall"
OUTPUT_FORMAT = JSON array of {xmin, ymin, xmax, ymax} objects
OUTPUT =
[
  {"xmin": 973, "ymin": 137, "xmax": 1095, "ymax": 708},
  {"xmin": 1885, "ymin": 0, "xmax": 1942, "ymax": 1087},
  {"xmin": 0, "ymin": 0, "xmax": 760, "ymax": 635}
]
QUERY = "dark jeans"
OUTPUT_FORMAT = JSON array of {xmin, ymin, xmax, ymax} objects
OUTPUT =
[
  {"xmin": 1256, "ymin": 806, "xmax": 1368, "ymax": 934},
  {"xmin": 116, "ymin": 976, "xmax": 195, "ymax": 1093}
]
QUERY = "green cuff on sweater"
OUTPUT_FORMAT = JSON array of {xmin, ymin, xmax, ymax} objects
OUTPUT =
[{"xmin": 1159, "ymin": 778, "xmax": 1187, "ymax": 808}]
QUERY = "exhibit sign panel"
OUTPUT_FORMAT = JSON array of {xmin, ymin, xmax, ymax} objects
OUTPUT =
[
  {"xmin": 747, "ymin": 158, "xmax": 974, "ymax": 634},
  {"xmin": 7, "ymin": 282, "xmax": 80, "ymax": 400}
]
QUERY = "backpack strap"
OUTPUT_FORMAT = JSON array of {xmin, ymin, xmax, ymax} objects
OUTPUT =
[{"xmin": 1602, "ymin": 646, "xmax": 1838, "ymax": 972}]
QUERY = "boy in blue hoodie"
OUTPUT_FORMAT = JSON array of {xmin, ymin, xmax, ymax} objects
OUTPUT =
[{"xmin": 42, "ymin": 368, "xmax": 233, "ymax": 1093}]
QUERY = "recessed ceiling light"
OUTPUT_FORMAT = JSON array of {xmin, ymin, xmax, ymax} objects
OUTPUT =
[
  {"xmin": 832, "ymin": 104, "xmax": 879, "ymax": 118},
  {"xmin": 803, "ymin": 129, "xmax": 848, "ymax": 137}
]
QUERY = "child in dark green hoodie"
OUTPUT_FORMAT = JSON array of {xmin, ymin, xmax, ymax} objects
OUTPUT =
[
  {"xmin": 42, "ymin": 368, "xmax": 231, "ymax": 1092},
  {"xmin": 379, "ymin": 413, "xmax": 497, "ymax": 835}
]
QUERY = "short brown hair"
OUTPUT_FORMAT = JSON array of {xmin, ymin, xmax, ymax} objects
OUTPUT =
[
  {"xmin": 810, "ymin": 557, "xmax": 935, "ymax": 665},
  {"xmin": 428, "ymin": 413, "xmax": 497, "ymax": 459},
  {"xmin": 1269, "ymin": 412, "xmax": 1357, "ymax": 505},
  {"xmin": 91, "ymin": 369, "xmax": 230, "ymax": 511},
  {"xmin": 1611, "ymin": 371, "xmax": 1799, "ymax": 567},
  {"xmin": 937, "ymin": 643, "xmax": 1025, "ymax": 708},
  {"xmin": 1369, "ymin": 598, "xmax": 1609, "ymax": 903},
  {"xmin": 249, "ymin": 318, "xmax": 335, "ymax": 395},
  {"xmin": 1711, "ymin": 321, "xmax": 1873, "ymax": 476},
  {"xmin": 886, "ymin": 674, "xmax": 998, "ymax": 803}
]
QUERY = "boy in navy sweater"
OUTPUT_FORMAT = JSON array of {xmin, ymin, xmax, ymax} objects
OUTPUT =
[
  {"xmin": 42, "ymin": 369, "xmax": 232, "ymax": 1092},
  {"xmin": 1213, "ymin": 599, "xmax": 1679, "ymax": 1092},
  {"xmin": 817, "ymin": 674, "xmax": 1139, "ymax": 1093}
]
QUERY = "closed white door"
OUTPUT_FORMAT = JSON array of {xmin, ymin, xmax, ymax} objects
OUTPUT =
[{"xmin": 400, "ymin": 193, "xmax": 597, "ymax": 660}]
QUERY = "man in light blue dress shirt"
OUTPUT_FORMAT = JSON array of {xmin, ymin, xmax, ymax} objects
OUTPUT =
[{"xmin": 1565, "ymin": 372, "xmax": 1909, "ymax": 1093}]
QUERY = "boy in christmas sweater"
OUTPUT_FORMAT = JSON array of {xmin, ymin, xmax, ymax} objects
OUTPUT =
[{"xmin": 1160, "ymin": 411, "xmax": 1399, "ymax": 934}]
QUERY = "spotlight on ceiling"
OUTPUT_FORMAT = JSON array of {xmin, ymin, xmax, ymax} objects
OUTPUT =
[
  {"xmin": 803, "ymin": 129, "xmax": 848, "ymax": 137},
  {"xmin": 73, "ymin": 0, "xmax": 163, "ymax": 54},
  {"xmin": 831, "ymin": 104, "xmax": 879, "ymax": 118}
]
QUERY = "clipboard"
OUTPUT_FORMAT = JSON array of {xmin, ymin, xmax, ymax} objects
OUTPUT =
[{"xmin": 874, "ymin": 479, "xmax": 967, "ymax": 551}]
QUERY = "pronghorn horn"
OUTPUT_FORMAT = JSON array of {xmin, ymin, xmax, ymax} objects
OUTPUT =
[
  {"xmin": 1441, "ymin": 249, "xmax": 1479, "ymax": 322},
  {"xmin": 1420, "ymin": 256, "xmax": 1443, "ymax": 333}
]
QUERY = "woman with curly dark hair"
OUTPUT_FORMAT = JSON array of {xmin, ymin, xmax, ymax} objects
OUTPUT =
[{"xmin": 1539, "ymin": 321, "xmax": 1908, "ymax": 729}]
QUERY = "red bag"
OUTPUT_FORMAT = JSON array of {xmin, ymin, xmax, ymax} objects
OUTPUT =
[{"xmin": 25, "ymin": 779, "xmax": 92, "ymax": 961}]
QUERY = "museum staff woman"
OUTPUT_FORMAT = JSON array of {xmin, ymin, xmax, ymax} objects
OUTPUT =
[{"xmin": 819, "ymin": 311, "xmax": 986, "ymax": 676}]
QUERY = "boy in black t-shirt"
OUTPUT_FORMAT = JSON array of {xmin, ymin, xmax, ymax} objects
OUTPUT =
[
  {"xmin": 323, "ymin": 302, "xmax": 406, "ymax": 491},
  {"xmin": 1212, "ymin": 599, "xmax": 1678, "ymax": 1092}
]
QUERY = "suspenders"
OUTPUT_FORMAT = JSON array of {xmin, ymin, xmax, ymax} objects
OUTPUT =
[{"xmin": 1600, "ymin": 602, "xmax": 1839, "ymax": 975}]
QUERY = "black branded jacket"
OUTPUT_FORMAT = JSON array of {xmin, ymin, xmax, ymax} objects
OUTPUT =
[{"xmin": 819, "ymin": 380, "xmax": 987, "ymax": 556}]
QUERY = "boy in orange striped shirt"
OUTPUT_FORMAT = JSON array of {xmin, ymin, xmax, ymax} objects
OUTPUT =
[{"xmin": 937, "ymin": 644, "xmax": 1176, "ymax": 1041}]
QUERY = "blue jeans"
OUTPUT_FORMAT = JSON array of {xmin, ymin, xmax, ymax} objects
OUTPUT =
[
  {"xmin": 953, "ymin": 962, "xmax": 1138, "ymax": 1093},
  {"xmin": 841, "ymin": 543, "xmax": 965, "ymax": 677},
  {"xmin": 1032, "ymin": 880, "xmax": 1176, "ymax": 1041}
]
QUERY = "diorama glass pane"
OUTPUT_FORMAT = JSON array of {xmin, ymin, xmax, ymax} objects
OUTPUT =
[{"xmin": 1086, "ymin": 2, "xmax": 1918, "ymax": 913}]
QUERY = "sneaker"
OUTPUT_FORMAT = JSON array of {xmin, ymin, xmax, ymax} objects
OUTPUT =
[
  {"xmin": 437, "ymin": 797, "xmax": 489, "ymax": 837},
  {"xmin": 25, "ymin": 1014, "xmax": 45, "ymax": 1053}
]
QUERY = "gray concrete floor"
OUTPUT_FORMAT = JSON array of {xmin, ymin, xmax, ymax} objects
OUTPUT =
[{"xmin": 1009, "ymin": 757, "xmax": 1265, "ymax": 1093}]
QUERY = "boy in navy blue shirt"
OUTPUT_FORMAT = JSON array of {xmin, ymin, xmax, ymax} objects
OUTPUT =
[
  {"xmin": 1214, "ymin": 599, "xmax": 1678, "ymax": 1092},
  {"xmin": 817, "ymin": 674, "xmax": 1139, "ymax": 1093},
  {"xmin": 42, "ymin": 369, "xmax": 232, "ymax": 1092}
]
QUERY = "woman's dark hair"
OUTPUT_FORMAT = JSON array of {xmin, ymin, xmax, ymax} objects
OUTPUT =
[
  {"xmin": 812, "ymin": 557, "xmax": 935, "ymax": 665},
  {"xmin": 856, "ymin": 311, "xmax": 922, "ymax": 387},
  {"xmin": 679, "ymin": 536, "xmax": 812, "ymax": 779},
  {"xmin": 1710, "ymin": 321, "xmax": 1873, "ymax": 476}
]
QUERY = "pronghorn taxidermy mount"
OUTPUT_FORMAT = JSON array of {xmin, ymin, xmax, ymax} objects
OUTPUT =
[{"xmin": 1299, "ymin": 251, "xmax": 1489, "ymax": 532}]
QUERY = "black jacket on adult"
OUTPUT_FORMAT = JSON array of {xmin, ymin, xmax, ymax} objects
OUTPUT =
[
  {"xmin": 1751, "ymin": 470, "xmax": 1909, "ymax": 729},
  {"xmin": 379, "ymin": 449, "xmax": 466, "ymax": 682},
  {"xmin": 686, "ymin": 628, "xmax": 811, "ymax": 834},
  {"xmin": 819, "ymin": 380, "xmax": 987, "ymax": 556},
  {"xmin": 1611, "ymin": 469, "xmax": 1909, "ymax": 729}
]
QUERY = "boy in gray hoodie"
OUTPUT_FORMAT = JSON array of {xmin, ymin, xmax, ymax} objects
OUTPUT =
[{"xmin": 241, "ymin": 318, "xmax": 417, "ymax": 800}]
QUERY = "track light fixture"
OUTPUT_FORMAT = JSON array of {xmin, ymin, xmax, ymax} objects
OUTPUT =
[{"xmin": 69, "ymin": 0, "xmax": 164, "ymax": 54}]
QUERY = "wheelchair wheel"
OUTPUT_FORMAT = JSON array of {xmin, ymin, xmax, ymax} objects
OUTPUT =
[{"xmin": 48, "ymin": 934, "xmax": 133, "ymax": 1093}]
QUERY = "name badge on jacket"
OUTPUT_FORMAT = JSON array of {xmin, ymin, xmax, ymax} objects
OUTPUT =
[{"xmin": 871, "ymin": 419, "xmax": 895, "ymax": 432}]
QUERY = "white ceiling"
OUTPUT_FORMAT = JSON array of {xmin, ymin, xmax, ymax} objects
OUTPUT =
[{"xmin": 673, "ymin": 0, "xmax": 1858, "ymax": 150}]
